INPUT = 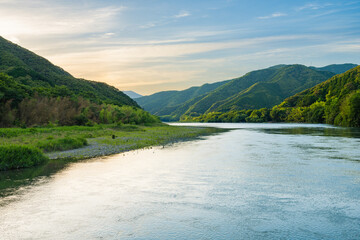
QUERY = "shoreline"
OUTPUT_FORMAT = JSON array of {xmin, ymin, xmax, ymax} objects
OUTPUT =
[
  {"xmin": 0, "ymin": 123, "xmax": 227, "ymax": 171},
  {"xmin": 46, "ymin": 128, "xmax": 225, "ymax": 161}
]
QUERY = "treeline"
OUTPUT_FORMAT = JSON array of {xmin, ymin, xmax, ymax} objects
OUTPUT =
[
  {"xmin": 182, "ymin": 93, "xmax": 360, "ymax": 127},
  {"xmin": 0, "ymin": 71, "xmax": 159, "ymax": 127},
  {"xmin": 0, "ymin": 94, "xmax": 159, "ymax": 128}
]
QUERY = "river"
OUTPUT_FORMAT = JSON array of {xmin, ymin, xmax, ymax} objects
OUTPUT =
[{"xmin": 0, "ymin": 123, "xmax": 360, "ymax": 239}]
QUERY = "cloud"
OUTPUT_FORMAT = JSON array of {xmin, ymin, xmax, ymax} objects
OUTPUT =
[
  {"xmin": 324, "ymin": 40, "xmax": 360, "ymax": 53},
  {"xmin": 174, "ymin": 11, "xmax": 190, "ymax": 18},
  {"xmin": 140, "ymin": 10, "xmax": 191, "ymax": 29},
  {"xmin": 104, "ymin": 32, "xmax": 115, "ymax": 37},
  {"xmin": 42, "ymin": 34, "xmax": 319, "ymax": 93},
  {"xmin": 296, "ymin": 3, "xmax": 333, "ymax": 11},
  {"xmin": 1, "ymin": 1, "xmax": 358, "ymax": 95},
  {"xmin": 140, "ymin": 23, "xmax": 157, "ymax": 29},
  {"xmin": 258, "ymin": 12, "xmax": 287, "ymax": 19},
  {"xmin": 0, "ymin": 1, "xmax": 125, "ymax": 41}
]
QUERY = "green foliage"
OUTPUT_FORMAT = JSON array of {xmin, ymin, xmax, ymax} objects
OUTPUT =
[
  {"xmin": 0, "ymin": 145, "xmax": 48, "ymax": 170},
  {"xmin": 36, "ymin": 137, "xmax": 88, "ymax": 152},
  {"xmin": 335, "ymin": 91, "xmax": 360, "ymax": 127},
  {"xmin": 0, "ymin": 88, "xmax": 160, "ymax": 127},
  {"xmin": 277, "ymin": 66, "xmax": 360, "ymax": 127},
  {"xmin": 184, "ymin": 109, "xmax": 272, "ymax": 123},
  {"xmin": 304, "ymin": 102, "xmax": 325, "ymax": 123}
]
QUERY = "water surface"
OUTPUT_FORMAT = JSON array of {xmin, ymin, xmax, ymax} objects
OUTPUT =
[{"xmin": 1, "ymin": 123, "xmax": 360, "ymax": 239}]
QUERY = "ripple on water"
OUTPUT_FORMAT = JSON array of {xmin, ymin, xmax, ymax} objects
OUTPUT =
[{"xmin": 0, "ymin": 123, "xmax": 360, "ymax": 239}]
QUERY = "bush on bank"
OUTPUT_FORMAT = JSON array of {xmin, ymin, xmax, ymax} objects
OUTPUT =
[{"xmin": 0, "ymin": 145, "xmax": 49, "ymax": 170}]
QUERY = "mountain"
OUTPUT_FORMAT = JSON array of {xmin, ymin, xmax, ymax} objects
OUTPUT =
[
  {"xmin": 138, "ymin": 64, "xmax": 357, "ymax": 121},
  {"xmin": 0, "ymin": 36, "xmax": 162, "ymax": 127},
  {"xmin": 135, "ymin": 80, "xmax": 229, "ymax": 120},
  {"xmin": 182, "ymin": 65, "xmax": 359, "ymax": 126},
  {"xmin": 310, "ymin": 63, "xmax": 357, "ymax": 74},
  {"xmin": 275, "ymin": 65, "xmax": 360, "ymax": 127},
  {"xmin": 123, "ymin": 91, "xmax": 142, "ymax": 99},
  {"xmin": 199, "ymin": 65, "xmax": 335, "ymax": 114},
  {"xmin": 0, "ymin": 36, "xmax": 138, "ymax": 107}
]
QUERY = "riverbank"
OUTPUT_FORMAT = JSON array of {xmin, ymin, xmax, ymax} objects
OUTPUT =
[{"xmin": 0, "ymin": 123, "xmax": 226, "ymax": 170}]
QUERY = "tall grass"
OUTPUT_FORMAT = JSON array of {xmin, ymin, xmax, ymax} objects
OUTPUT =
[
  {"xmin": 0, "ymin": 145, "xmax": 49, "ymax": 170},
  {"xmin": 36, "ymin": 137, "xmax": 88, "ymax": 152}
]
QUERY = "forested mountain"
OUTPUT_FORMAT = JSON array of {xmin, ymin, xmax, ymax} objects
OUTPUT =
[
  {"xmin": 310, "ymin": 64, "xmax": 358, "ymax": 74},
  {"xmin": 275, "ymin": 65, "xmax": 360, "ymax": 127},
  {"xmin": 186, "ymin": 66, "xmax": 360, "ymax": 127},
  {"xmin": 136, "ymin": 80, "xmax": 229, "ymax": 119},
  {"xmin": 138, "ymin": 64, "xmax": 356, "ymax": 121},
  {"xmin": 0, "ymin": 36, "xmax": 138, "ymax": 107},
  {"xmin": 185, "ymin": 65, "xmax": 335, "ymax": 115},
  {"xmin": 0, "ymin": 36, "xmax": 160, "ymax": 127}
]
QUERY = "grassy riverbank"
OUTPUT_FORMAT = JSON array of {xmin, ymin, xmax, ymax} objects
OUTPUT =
[{"xmin": 0, "ymin": 123, "xmax": 225, "ymax": 171}]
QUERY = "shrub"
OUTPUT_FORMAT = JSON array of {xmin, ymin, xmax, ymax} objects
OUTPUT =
[
  {"xmin": 0, "ymin": 145, "xmax": 49, "ymax": 171},
  {"xmin": 37, "ymin": 137, "xmax": 88, "ymax": 152}
]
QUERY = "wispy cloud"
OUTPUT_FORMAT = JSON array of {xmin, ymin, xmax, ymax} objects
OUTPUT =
[
  {"xmin": 44, "ymin": 34, "xmax": 322, "ymax": 93},
  {"xmin": 140, "ymin": 10, "xmax": 190, "ymax": 29},
  {"xmin": 173, "ymin": 11, "xmax": 191, "ymax": 18},
  {"xmin": 0, "ymin": 2, "xmax": 125, "ymax": 42},
  {"xmin": 296, "ymin": 3, "xmax": 333, "ymax": 11},
  {"xmin": 0, "ymin": 0, "xmax": 358, "ymax": 94},
  {"xmin": 258, "ymin": 12, "xmax": 287, "ymax": 19}
]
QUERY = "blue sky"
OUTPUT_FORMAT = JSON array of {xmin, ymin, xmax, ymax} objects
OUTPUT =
[{"xmin": 0, "ymin": 0, "xmax": 359, "ymax": 94}]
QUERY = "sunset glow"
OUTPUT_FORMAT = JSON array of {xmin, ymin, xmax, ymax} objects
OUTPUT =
[{"xmin": 1, "ymin": 0, "xmax": 359, "ymax": 95}]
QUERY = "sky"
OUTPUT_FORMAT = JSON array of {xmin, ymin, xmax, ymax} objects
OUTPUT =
[{"xmin": 0, "ymin": 0, "xmax": 360, "ymax": 95}]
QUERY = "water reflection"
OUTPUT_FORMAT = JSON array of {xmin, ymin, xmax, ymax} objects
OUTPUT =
[
  {"xmin": 0, "ymin": 159, "xmax": 76, "ymax": 198},
  {"xmin": 259, "ymin": 126, "xmax": 360, "ymax": 138}
]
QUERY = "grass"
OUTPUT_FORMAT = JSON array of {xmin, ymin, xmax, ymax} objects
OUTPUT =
[
  {"xmin": 36, "ymin": 137, "xmax": 88, "ymax": 152},
  {"xmin": 0, "ymin": 145, "xmax": 49, "ymax": 171},
  {"xmin": 0, "ymin": 123, "xmax": 226, "ymax": 170}
]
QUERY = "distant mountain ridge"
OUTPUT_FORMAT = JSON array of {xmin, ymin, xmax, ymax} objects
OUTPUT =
[
  {"xmin": 201, "ymin": 65, "xmax": 334, "ymax": 113},
  {"xmin": 136, "ymin": 64, "xmax": 356, "ymax": 121},
  {"xmin": 310, "ymin": 64, "xmax": 357, "ymax": 74},
  {"xmin": 136, "ymin": 80, "xmax": 229, "ymax": 119},
  {"xmin": 123, "ymin": 91, "xmax": 143, "ymax": 99}
]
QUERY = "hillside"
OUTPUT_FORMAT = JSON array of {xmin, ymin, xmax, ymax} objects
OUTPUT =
[
  {"xmin": 138, "ymin": 64, "xmax": 357, "ymax": 121},
  {"xmin": 136, "ymin": 80, "xmax": 229, "ymax": 117},
  {"xmin": 183, "ymin": 67, "xmax": 282, "ymax": 116},
  {"xmin": 202, "ymin": 65, "xmax": 335, "ymax": 113},
  {"xmin": 0, "ymin": 36, "xmax": 161, "ymax": 127},
  {"xmin": 0, "ymin": 36, "xmax": 138, "ymax": 107},
  {"xmin": 183, "ymin": 65, "xmax": 359, "ymax": 127},
  {"xmin": 275, "ymin": 65, "xmax": 360, "ymax": 127}
]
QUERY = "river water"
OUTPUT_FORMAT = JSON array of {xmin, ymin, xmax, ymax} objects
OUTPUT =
[{"xmin": 0, "ymin": 123, "xmax": 360, "ymax": 239}]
